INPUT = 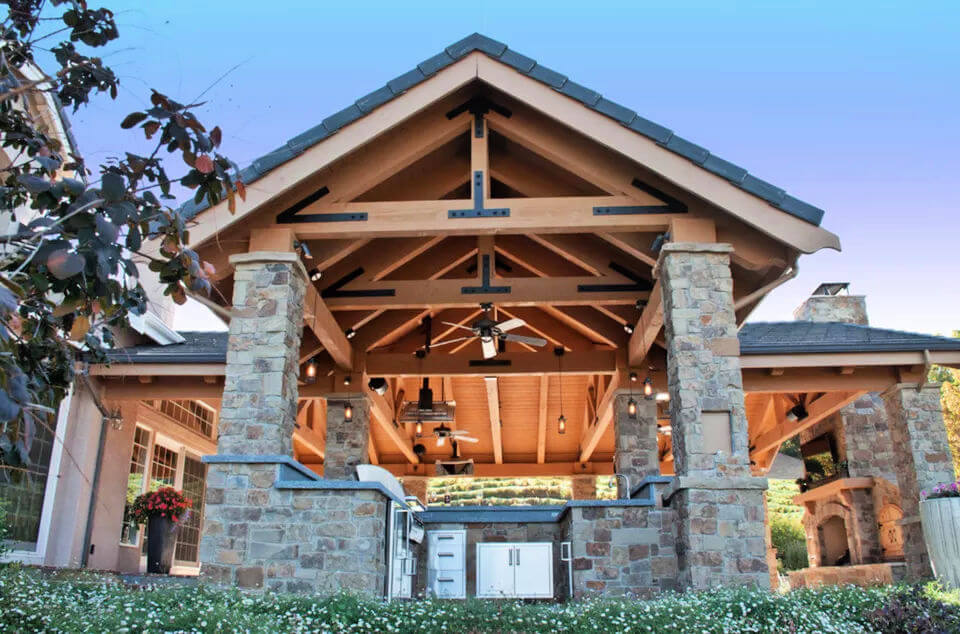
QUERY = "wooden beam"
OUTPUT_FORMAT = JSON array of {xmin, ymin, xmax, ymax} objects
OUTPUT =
[
  {"xmin": 90, "ymin": 363, "xmax": 226, "ymax": 377},
  {"xmin": 386, "ymin": 236, "xmax": 477, "ymax": 282},
  {"xmin": 352, "ymin": 309, "xmax": 431, "ymax": 352},
  {"xmin": 578, "ymin": 371, "xmax": 621, "ymax": 464},
  {"xmin": 321, "ymin": 236, "xmax": 446, "ymax": 290},
  {"xmin": 536, "ymin": 375, "xmax": 548, "ymax": 464},
  {"xmin": 281, "ymin": 196, "xmax": 678, "ymax": 239},
  {"xmin": 752, "ymin": 391, "xmax": 866, "ymax": 456},
  {"xmin": 324, "ymin": 275, "xmax": 649, "ymax": 310},
  {"xmin": 305, "ymin": 239, "xmax": 370, "ymax": 274},
  {"xmin": 365, "ymin": 383, "xmax": 419, "ymax": 464},
  {"xmin": 103, "ymin": 377, "xmax": 224, "ymax": 400},
  {"xmin": 742, "ymin": 366, "xmax": 918, "ymax": 393},
  {"xmin": 365, "ymin": 349, "xmax": 617, "ymax": 377},
  {"xmin": 367, "ymin": 435, "xmax": 379, "ymax": 465},
  {"xmin": 303, "ymin": 283, "xmax": 353, "ymax": 369},
  {"xmin": 484, "ymin": 377, "xmax": 503, "ymax": 464},
  {"xmin": 596, "ymin": 232, "xmax": 658, "ymax": 268},
  {"xmin": 379, "ymin": 461, "xmax": 615, "ymax": 478},
  {"xmin": 497, "ymin": 306, "xmax": 596, "ymax": 351},
  {"xmin": 543, "ymin": 305, "xmax": 625, "ymax": 348},
  {"xmin": 627, "ymin": 278, "xmax": 663, "ymax": 366},
  {"xmin": 527, "ymin": 234, "xmax": 630, "ymax": 279}
]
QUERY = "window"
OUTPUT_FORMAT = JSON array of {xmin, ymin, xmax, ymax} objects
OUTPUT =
[
  {"xmin": 149, "ymin": 444, "xmax": 178, "ymax": 490},
  {"xmin": 143, "ymin": 400, "xmax": 216, "ymax": 439},
  {"xmin": 175, "ymin": 455, "xmax": 207, "ymax": 563},
  {"xmin": 0, "ymin": 412, "xmax": 55, "ymax": 551},
  {"xmin": 120, "ymin": 427, "xmax": 150, "ymax": 545}
]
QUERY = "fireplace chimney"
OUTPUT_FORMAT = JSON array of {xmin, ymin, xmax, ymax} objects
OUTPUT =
[{"xmin": 793, "ymin": 282, "xmax": 868, "ymax": 325}]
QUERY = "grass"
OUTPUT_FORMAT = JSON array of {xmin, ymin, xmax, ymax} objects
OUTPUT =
[{"xmin": 1, "ymin": 566, "xmax": 959, "ymax": 633}]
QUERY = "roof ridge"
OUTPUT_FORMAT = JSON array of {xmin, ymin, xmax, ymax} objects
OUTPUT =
[{"xmin": 177, "ymin": 33, "xmax": 827, "ymax": 227}]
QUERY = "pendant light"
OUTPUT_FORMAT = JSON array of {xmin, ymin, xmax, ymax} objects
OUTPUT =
[
  {"xmin": 344, "ymin": 402, "xmax": 353, "ymax": 422},
  {"xmin": 643, "ymin": 377, "xmax": 654, "ymax": 399},
  {"xmin": 556, "ymin": 348, "xmax": 566, "ymax": 435},
  {"xmin": 415, "ymin": 419, "xmax": 423, "ymax": 437},
  {"xmin": 304, "ymin": 358, "xmax": 318, "ymax": 383},
  {"xmin": 627, "ymin": 371, "xmax": 638, "ymax": 419}
]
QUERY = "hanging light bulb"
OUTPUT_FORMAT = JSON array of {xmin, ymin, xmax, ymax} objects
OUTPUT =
[
  {"xmin": 344, "ymin": 402, "xmax": 353, "ymax": 422},
  {"xmin": 415, "ymin": 419, "xmax": 423, "ymax": 437},
  {"xmin": 304, "ymin": 358, "xmax": 318, "ymax": 383},
  {"xmin": 557, "ymin": 414, "xmax": 566, "ymax": 435},
  {"xmin": 643, "ymin": 377, "xmax": 653, "ymax": 399},
  {"xmin": 627, "ymin": 397, "xmax": 638, "ymax": 418},
  {"xmin": 555, "ymin": 348, "xmax": 566, "ymax": 435}
]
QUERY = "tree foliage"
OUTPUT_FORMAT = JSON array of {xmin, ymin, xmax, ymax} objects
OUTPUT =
[
  {"xmin": 0, "ymin": 1, "xmax": 240, "ymax": 470},
  {"xmin": 929, "ymin": 331, "xmax": 960, "ymax": 477}
]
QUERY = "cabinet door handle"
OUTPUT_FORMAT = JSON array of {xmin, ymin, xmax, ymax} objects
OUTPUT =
[
  {"xmin": 515, "ymin": 547, "xmax": 520, "ymax": 566},
  {"xmin": 508, "ymin": 548, "xmax": 513, "ymax": 566}
]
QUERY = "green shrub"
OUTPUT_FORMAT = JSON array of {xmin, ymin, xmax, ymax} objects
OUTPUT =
[{"xmin": 770, "ymin": 515, "xmax": 808, "ymax": 572}]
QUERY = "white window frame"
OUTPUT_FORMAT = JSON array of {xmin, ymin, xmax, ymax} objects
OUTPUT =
[{"xmin": 1, "ymin": 388, "xmax": 73, "ymax": 565}]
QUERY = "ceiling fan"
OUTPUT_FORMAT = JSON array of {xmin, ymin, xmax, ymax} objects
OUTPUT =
[
  {"xmin": 428, "ymin": 303, "xmax": 548, "ymax": 359},
  {"xmin": 432, "ymin": 422, "xmax": 478, "ymax": 446}
]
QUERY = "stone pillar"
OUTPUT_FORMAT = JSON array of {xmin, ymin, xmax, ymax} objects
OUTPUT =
[
  {"xmin": 881, "ymin": 384, "xmax": 955, "ymax": 578},
  {"xmin": 659, "ymin": 242, "xmax": 769, "ymax": 590},
  {"xmin": 571, "ymin": 476, "xmax": 597, "ymax": 500},
  {"xmin": 614, "ymin": 394, "xmax": 658, "ymax": 498},
  {"xmin": 200, "ymin": 251, "xmax": 306, "ymax": 588},
  {"xmin": 323, "ymin": 397, "xmax": 370, "ymax": 480},
  {"xmin": 217, "ymin": 252, "xmax": 306, "ymax": 455}
]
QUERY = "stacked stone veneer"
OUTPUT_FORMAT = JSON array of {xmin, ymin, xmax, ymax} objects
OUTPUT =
[
  {"xmin": 201, "ymin": 462, "xmax": 388, "ymax": 593},
  {"xmin": 788, "ymin": 562, "xmax": 906, "ymax": 589},
  {"xmin": 324, "ymin": 398, "xmax": 370, "ymax": 480},
  {"xmin": 658, "ymin": 242, "xmax": 769, "ymax": 589},
  {"xmin": 882, "ymin": 385, "xmax": 956, "ymax": 578},
  {"xmin": 218, "ymin": 252, "xmax": 306, "ymax": 455},
  {"xmin": 566, "ymin": 505, "xmax": 678, "ymax": 598},
  {"xmin": 793, "ymin": 294, "xmax": 869, "ymax": 325},
  {"xmin": 613, "ymin": 395, "xmax": 659, "ymax": 499}
]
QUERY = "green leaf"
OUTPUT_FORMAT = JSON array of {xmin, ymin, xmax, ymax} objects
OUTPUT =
[
  {"xmin": 47, "ymin": 249, "xmax": 85, "ymax": 280},
  {"xmin": 121, "ymin": 112, "xmax": 148, "ymax": 129},
  {"xmin": 101, "ymin": 172, "xmax": 125, "ymax": 202},
  {"xmin": 17, "ymin": 173, "xmax": 52, "ymax": 194}
]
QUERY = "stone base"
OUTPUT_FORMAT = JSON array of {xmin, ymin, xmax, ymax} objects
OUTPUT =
[{"xmin": 788, "ymin": 562, "xmax": 907, "ymax": 589}]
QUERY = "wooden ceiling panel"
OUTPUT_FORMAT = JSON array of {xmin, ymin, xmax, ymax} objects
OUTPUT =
[{"xmin": 498, "ymin": 375, "xmax": 543, "ymax": 459}]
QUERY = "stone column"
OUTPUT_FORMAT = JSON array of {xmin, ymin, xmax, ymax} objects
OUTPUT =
[
  {"xmin": 571, "ymin": 476, "xmax": 597, "ymax": 500},
  {"xmin": 200, "ymin": 251, "xmax": 306, "ymax": 588},
  {"xmin": 323, "ymin": 397, "xmax": 370, "ymax": 480},
  {"xmin": 217, "ymin": 252, "xmax": 306, "ymax": 455},
  {"xmin": 881, "ymin": 384, "xmax": 955, "ymax": 578},
  {"xmin": 659, "ymin": 242, "xmax": 769, "ymax": 590},
  {"xmin": 613, "ymin": 394, "xmax": 658, "ymax": 498}
]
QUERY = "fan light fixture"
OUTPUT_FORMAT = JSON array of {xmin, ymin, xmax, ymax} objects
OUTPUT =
[
  {"xmin": 344, "ymin": 402, "xmax": 353, "ymax": 422},
  {"xmin": 309, "ymin": 268, "xmax": 322, "ymax": 282},
  {"xmin": 623, "ymin": 324, "xmax": 634, "ymax": 334},
  {"xmin": 345, "ymin": 328, "xmax": 356, "ymax": 340},
  {"xmin": 786, "ymin": 403, "xmax": 808, "ymax": 422}
]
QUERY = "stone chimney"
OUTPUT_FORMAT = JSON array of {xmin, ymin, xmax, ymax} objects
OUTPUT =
[{"xmin": 793, "ymin": 282, "xmax": 869, "ymax": 325}]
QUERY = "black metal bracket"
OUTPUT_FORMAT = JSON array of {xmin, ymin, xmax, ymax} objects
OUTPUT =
[
  {"xmin": 469, "ymin": 359, "xmax": 512, "ymax": 367},
  {"xmin": 448, "ymin": 171, "xmax": 510, "ymax": 219},
  {"xmin": 321, "ymin": 266, "xmax": 396, "ymax": 299},
  {"xmin": 592, "ymin": 179, "xmax": 688, "ymax": 217},
  {"xmin": 276, "ymin": 186, "xmax": 368, "ymax": 224},
  {"xmin": 461, "ymin": 254, "xmax": 511, "ymax": 295},
  {"xmin": 631, "ymin": 178, "xmax": 688, "ymax": 213}
]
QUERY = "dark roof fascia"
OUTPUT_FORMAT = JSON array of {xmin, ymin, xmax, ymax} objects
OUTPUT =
[{"xmin": 177, "ymin": 33, "xmax": 825, "ymax": 227}]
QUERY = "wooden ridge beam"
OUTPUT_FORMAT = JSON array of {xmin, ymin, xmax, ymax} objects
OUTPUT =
[
  {"xmin": 365, "ymin": 383, "xmax": 418, "ymax": 464},
  {"xmin": 323, "ymin": 275, "xmax": 649, "ymax": 310},
  {"xmin": 282, "ymin": 196, "xmax": 679, "ymax": 239},
  {"xmin": 304, "ymin": 283, "xmax": 353, "ymax": 370},
  {"xmin": 365, "ymin": 349, "xmax": 617, "ymax": 378},
  {"xmin": 579, "ymin": 372, "xmax": 621, "ymax": 464},
  {"xmin": 484, "ymin": 377, "xmax": 503, "ymax": 464},
  {"xmin": 752, "ymin": 391, "xmax": 866, "ymax": 456}
]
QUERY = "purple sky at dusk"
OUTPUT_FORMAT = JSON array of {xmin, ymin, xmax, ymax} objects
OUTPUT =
[{"xmin": 55, "ymin": 1, "xmax": 960, "ymax": 335}]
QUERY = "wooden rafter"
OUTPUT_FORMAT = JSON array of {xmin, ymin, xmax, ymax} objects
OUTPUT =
[
  {"xmin": 627, "ymin": 279, "xmax": 663, "ymax": 367},
  {"xmin": 484, "ymin": 377, "xmax": 503, "ymax": 464},
  {"xmin": 578, "ymin": 371, "xmax": 621, "ymax": 464},
  {"xmin": 542, "ymin": 305, "xmax": 624, "ymax": 348},
  {"xmin": 497, "ymin": 306, "xmax": 595, "ymax": 351},
  {"xmin": 365, "ymin": 382, "xmax": 419, "ymax": 464},
  {"xmin": 303, "ymin": 283, "xmax": 353, "ymax": 370},
  {"xmin": 751, "ymin": 390, "xmax": 866, "ymax": 456}
]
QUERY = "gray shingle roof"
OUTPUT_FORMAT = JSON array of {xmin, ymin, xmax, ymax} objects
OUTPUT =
[
  {"xmin": 103, "ymin": 323, "xmax": 960, "ymax": 365},
  {"xmin": 739, "ymin": 322, "xmax": 960, "ymax": 354},
  {"xmin": 179, "ymin": 33, "xmax": 825, "ymax": 226}
]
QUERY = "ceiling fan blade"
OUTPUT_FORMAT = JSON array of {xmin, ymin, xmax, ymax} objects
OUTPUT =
[
  {"xmin": 495, "ymin": 318, "xmax": 525, "ymax": 333},
  {"xmin": 456, "ymin": 435, "xmax": 480, "ymax": 443},
  {"xmin": 481, "ymin": 337, "xmax": 497, "ymax": 359},
  {"xmin": 427, "ymin": 336, "xmax": 473, "ymax": 349},
  {"xmin": 442, "ymin": 321, "xmax": 476, "ymax": 333},
  {"xmin": 502, "ymin": 334, "xmax": 547, "ymax": 347}
]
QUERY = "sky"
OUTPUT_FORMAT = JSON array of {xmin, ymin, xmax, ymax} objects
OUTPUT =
[{"xmin": 53, "ymin": 0, "xmax": 960, "ymax": 335}]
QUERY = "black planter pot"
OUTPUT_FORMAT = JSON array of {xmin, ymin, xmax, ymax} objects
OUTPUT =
[{"xmin": 146, "ymin": 515, "xmax": 179, "ymax": 574}]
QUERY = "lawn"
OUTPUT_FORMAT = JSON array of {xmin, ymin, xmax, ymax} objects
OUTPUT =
[{"xmin": 1, "ymin": 567, "xmax": 958, "ymax": 633}]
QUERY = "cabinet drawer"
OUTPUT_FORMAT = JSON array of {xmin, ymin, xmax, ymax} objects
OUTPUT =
[
  {"xmin": 428, "ymin": 569, "xmax": 465, "ymax": 598},
  {"xmin": 429, "ymin": 532, "xmax": 464, "ymax": 547},
  {"xmin": 431, "ymin": 549, "xmax": 464, "ymax": 570}
]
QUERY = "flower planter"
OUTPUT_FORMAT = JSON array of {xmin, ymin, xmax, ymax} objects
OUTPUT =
[
  {"xmin": 146, "ymin": 515, "xmax": 180, "ymax": 574},
  {"xmin": 920, "ymin": 497, "xmax": 960, "ymax": 588}
]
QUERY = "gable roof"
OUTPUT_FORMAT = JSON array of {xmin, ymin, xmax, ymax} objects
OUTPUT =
[
  {"xmin": 179, "ymin": 33, "xmax": 825, "ymax": 227},
  {"xmin": 102, "ymin": 323, "xmax": 960, "ymax": 365},
  {"xmin": 739, "ymin": 322, "xmax": 960, "ymax": 354}
]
